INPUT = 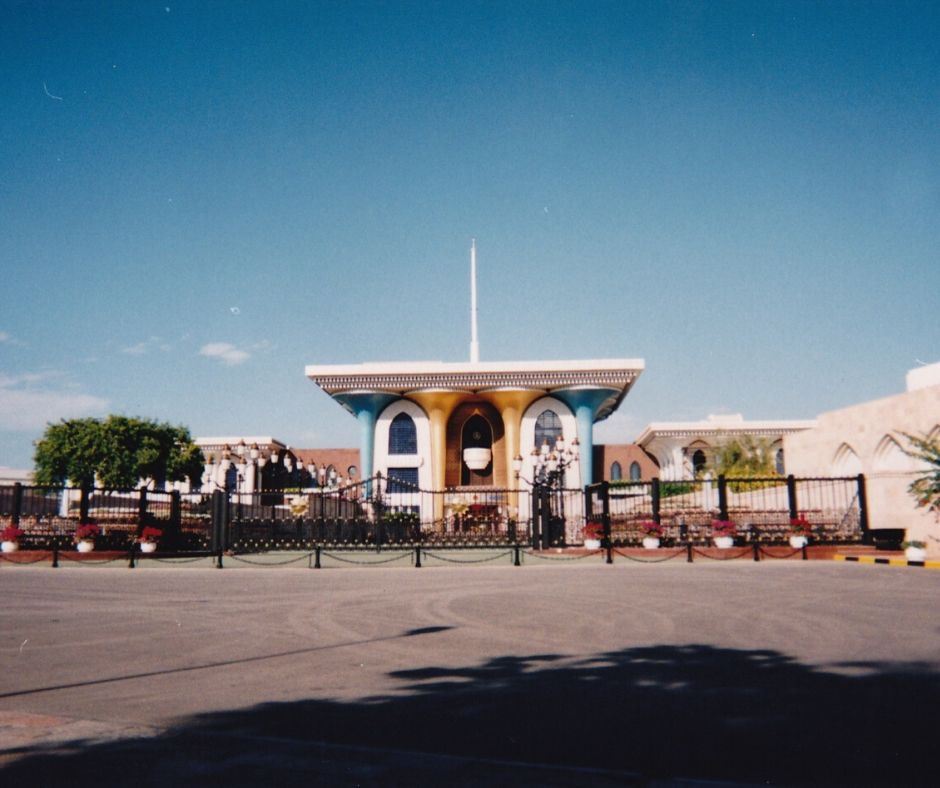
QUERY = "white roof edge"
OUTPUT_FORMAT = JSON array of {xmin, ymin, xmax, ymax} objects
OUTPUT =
[
  {"xmin": 635, "ymin": 419, "xmax": 817, "ymax": 444},
  {"xmin": 195, "ymin": 436, "xmax": 285, "ymax": 447},
  {"xmin": 306, "ymin": 358, "xmax": 645, "ymax": 377}
]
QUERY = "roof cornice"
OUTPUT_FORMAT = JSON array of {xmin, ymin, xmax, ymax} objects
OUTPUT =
[{"xmin": 306, "ymin": 359, "xmax": 644, "ymax": 396}]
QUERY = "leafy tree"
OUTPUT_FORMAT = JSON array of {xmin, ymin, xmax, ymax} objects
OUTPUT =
[
  {"xmin": 902, "ymin": 432, "xmax": 940, "ymax": 514},
  {"xmin": 34, "ymin": 416, "xmax": 204, "ymax": 489},
  {"xmin": 709, "ymin": 436, "xmax": 780, "ymax": 492}
]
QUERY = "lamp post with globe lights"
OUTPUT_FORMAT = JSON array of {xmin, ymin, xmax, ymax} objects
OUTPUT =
[{"xmin": 512, "ymin": 436, "xmax": 579, "ymax": 549}]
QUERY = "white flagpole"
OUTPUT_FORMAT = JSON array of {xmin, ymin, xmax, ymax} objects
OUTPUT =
[{"xmin": 470, "ymin": 239, "xmax": 480, "ymax": 363}]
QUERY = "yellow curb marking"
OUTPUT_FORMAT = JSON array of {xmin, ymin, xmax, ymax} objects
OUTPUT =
[{"xmin": 834, "ymin": 555, "xmax": 940, "ymax": 569}]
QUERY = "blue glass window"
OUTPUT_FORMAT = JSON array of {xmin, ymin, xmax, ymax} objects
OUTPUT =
[
  {"xmin": 610, "ymin": 462, "xmax": 622, "ymax": 480},
  {"xmin": 534, "ymin": 410, "xmax": 563, "ymax": 451},
  {"xmin": 387, "ymin": 467, "xmax": 419, "ymax": 492},
  {"xmin": 389, "ymin": 413, "xmax": 417, "ymax": 454},
  {"xmin": 629, "ymin": 462, "xmax": 642, "ymax": 481}
]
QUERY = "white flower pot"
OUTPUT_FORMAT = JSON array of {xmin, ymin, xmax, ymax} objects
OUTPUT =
[
  {"xmin": 1, "ymin": 540, "xmax": 20, "ymax": 553},
  {"xmin": 905, "ymin": 546, "xmax": 927, "ymax": 562},
  {"xmin": 584, "ymin": 538, "xmax": 602, "ymax": 550},
  {"xmin": 140, "ymin": 541, "xmax": 158, "ymax": 553},
  {"xmin": 76, "ymin": 540, "xmax": 94, "ymax": 553},
  {"xmin": 789, "ymin": 535, "xmax": 808, "ymax": 549},
  {"xmin": 642, "ymin": 536, "xmax": 661, "ymax": 550},
  {"xmin": 713, "ymin": 536, "xmax": 734, "ymax": 549}
]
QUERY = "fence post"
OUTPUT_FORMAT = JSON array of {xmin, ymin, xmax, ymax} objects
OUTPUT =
[
  {"xmin": 717, "ymin": 475, "xmax": 728, "ymax": 522},
  {"xmin": 414, "ymin": 545, "xmax": 422, "ymax": 568},
  {"xmin": 856, "ymin": 474, "xmax": 870, "ymax": 542},
  {"xmin": 601, "ymin": 481, "xmax": 612, "ymax": 564},
  {"xmin": 686, "ymin": 542, "xmax": 693, "ymax": 563},
  {"xmin": 79, "ymin": 484, "xmax": 91, "ymax": 524},
  {"xmin": 531, "ymin": 485, "xmax": 540, "ymax": 549},
  {"xmin": 11, "ymin": 482, "xmax": 23, "ymax": 525},
  {"xmin": 651, "ymin": 478, "xmax": 661, "ymax": 524},
  {"xmin": 314, "ymin": 545, "xmax": 321, "ymax": 568},
  {"xmin": 786, "ymin": 475, "xmax": 798, "ymax": 521},
  {"xmin": 138, "ymin": 485, "xmax": 148, "ymax": 531},
  {"xmin": 170, "ymin": 489, "xmax": 181, "ymax": 531},
  {"xmin": 211, "ymin": 490, "xmax": 224, "ymax": 553}
]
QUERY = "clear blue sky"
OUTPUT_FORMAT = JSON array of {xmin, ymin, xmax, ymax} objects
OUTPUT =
[{"xmin": 2, "ymin": 1, "xmax": 938, "ymax": 469}]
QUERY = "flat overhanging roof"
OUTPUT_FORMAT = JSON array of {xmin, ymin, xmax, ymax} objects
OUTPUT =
[
  {"xmin": 635, "ymin": 418, "xmax": 817, "ymax": 446},
  {"xmin": 306, "ymin": 358, "xmax": 645, "ymax": 421}
]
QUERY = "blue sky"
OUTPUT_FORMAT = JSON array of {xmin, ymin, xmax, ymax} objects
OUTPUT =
[{"xmin": 2, "ymin": 1, "xmax": 938, "ymax": 469}]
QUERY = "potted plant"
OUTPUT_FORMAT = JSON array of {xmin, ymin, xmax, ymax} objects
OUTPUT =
[
  {"xmin": 583, "ymin": 522, "xmax": 604, "ymax": 550},
  {"xmin": 639, "ymin": 520, "xmax": 663, "ymax": 549},
  {"xmin": 788, "ymin": 516, "xmax": 813, "ymax": 549},
  {"xmin": 711, "ymin": 519, "xmax": 736, "ymax": 548},
  {"xmin": 74, "ymin": 523, "xmax": 100, "ymax": 553},
  {"xmin": 1, "ymin": 525, "xmax": 25, "ymax": 553},
  {"xmin": 903, "ymin": 540, "xmax": 927, "ymax": 562},
  {"xmin": 138, "ymin": 526, "xmax": 163, "ymax": 553}
]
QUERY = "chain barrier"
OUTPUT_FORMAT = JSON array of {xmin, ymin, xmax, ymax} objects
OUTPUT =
[
  {"xmin": 0, "ymin": 551, "xmax": 53, "ymax": 565},
  {"xmin": 612, "ymin": 547, "xmax": 687, "ymax": 564},
  {"xmin": 320, "ymin": 550, "xmax": 413, "ymax": 566},
  {"xmin": 56, "ymin": 551, "xmax": 129, "ymax": 565},
  {"xmin": 149, "ymin": 554, "xmax": 218, "ymax": 564},
  {"xmin": 690, "ymin": 546, "xmax": 753, "ymax": 561},
  {"xmin": 227, "ymin": 552, "xmax": 314, "ymax": 567},
  {"xmin": 757, "ymin": 545, "xmax": 805, "ymax": 560},
  {"xmin": 523, "ymin": 548, "xmax": 603, "ymax": 561},
  {"xmin": 421, "ymin": 549, "xmax": 513, "ymax": 564}
]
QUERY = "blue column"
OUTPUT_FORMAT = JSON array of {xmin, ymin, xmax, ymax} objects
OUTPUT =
[
  {"xmin": 552, "ymin": 388, "xmax": 619, "ymax": 488},
  {"xmin": 333, "ymin": 392, "xmax": 398, "ymax": 482}
]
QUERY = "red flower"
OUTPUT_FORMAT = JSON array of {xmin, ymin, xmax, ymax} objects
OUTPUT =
[
  {"xmin": 1, "ymin": 526, "xmax": 25, "ymax": 542},
  {"xmin": 75, "ymin": 523, "xmax": 100, "ymax": 541},
  {"xmin": 711, "ymin": 520, "xmax": 736, "ymax": 536}
]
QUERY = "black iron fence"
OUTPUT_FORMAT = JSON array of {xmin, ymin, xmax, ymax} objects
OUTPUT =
[
  {"xmin": 1, "ymin": 473, "xmax": 869, "ymax": 558},
  {"xmin": 0, "ymin": 483, "xmax": 213, "ymax": 551},
  {"xmin": 586, "ymin": 474, "xmax": 867, "ymax": 547}
]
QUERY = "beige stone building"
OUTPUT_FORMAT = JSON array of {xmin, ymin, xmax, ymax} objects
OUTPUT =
[{"xmin": 784, "ymin": 363, "xmax": 940, "ymax": 553}]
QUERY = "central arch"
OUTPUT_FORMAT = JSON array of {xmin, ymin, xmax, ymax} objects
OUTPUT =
[
  {"xmin": 461, "ymin": 413, "xmax": 493, "ymax": 485},
  {"xmin": 445, "ymin": 401, "xmax": 505, "ymax": 487}
]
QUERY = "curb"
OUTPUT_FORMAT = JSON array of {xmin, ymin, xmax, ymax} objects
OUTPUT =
[{"xmin": 834, "ymin": 555, "xmax": 940, "ymax": 570}]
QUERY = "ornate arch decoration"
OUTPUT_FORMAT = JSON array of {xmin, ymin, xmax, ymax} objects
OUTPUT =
[
  {"xmin": 832, "ymin": 442, "xmax": 863, "ymax": 476},
  {"xmin": 873, "ymin": 434, "xmax": 910, "ymax": 473}
]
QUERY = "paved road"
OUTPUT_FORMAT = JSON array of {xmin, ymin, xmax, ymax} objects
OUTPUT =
[{"xmin": 1, "ymin": 560, "xmax": 938, "ymax": 785}]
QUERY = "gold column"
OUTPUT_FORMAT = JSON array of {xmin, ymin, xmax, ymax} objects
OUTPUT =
[{"xmin": 407, "ymin": 389, "xmax": 467, "ymax": 522}]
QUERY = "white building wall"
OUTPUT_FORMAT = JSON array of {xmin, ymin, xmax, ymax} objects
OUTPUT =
[
  {"xmin": 374, "ymin": 400, "xmax": 433, "ymax": 513},
  {"xmin": 518, "ymin": 397, "xmax": 584, "ymax": 535},
  {"xmin": 784, "ymin": 380, "xmax": 940, "ymax": 552}
]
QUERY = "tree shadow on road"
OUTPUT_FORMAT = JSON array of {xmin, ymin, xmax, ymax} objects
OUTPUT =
[{"xmin": 2, "ymin": 643, "xmax": 937, "ymax": 786}]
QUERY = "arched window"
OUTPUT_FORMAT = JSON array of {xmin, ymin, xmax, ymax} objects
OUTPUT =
[
  {"xmin": 389, "ymin": 413, "xmax": 417, "ymax": 454},
  {"xmin": 775, "ymin": 449, "xmax": 785, "ymax": 475},
  {"xmin": 534, "ymin": 410, "xmax": 563, "ymax": 451},
  {"xmin": 347, "ymin": 465, "xmax": 358, "ymax": 478},
  {"xmin": 692, "ymin": 450, "xmax": 707, "ymax": 476},
  {"xmin": 610, "ymin": 462, "xmax": 622, "ymax": 481},
  {"xmin": 629, "ymin": 461, "xmax": 642, "ymax": 481}
]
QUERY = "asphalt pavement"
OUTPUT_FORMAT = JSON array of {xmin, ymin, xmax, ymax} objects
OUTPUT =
[{"xmin": 1, "ymin": 560, "xmax": 938, "ymax": 786}]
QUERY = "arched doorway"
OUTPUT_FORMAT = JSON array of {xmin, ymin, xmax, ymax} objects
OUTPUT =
[{"xmin": 461, "ymin": 413, "xmax": 493, "ymax": 485}]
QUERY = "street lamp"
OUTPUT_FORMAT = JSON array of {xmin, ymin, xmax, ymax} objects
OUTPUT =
[{"xmin": 524, "ymin": 436, "xmax": 579, "ymax": 550}]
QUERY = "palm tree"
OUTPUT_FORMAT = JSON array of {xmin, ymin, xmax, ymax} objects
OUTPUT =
[{"xmin": 902, "ymin": 433, "xmax": 940, "ymax": 514}]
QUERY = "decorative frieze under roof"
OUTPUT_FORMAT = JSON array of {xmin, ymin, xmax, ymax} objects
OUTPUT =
[
  {"xmin": 635, "ymin": 414, "xmax": 816, "ymax": 446},
  {"xmin": 306, "ymin": 359, "xmax": 643, "ymax": 421}
]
